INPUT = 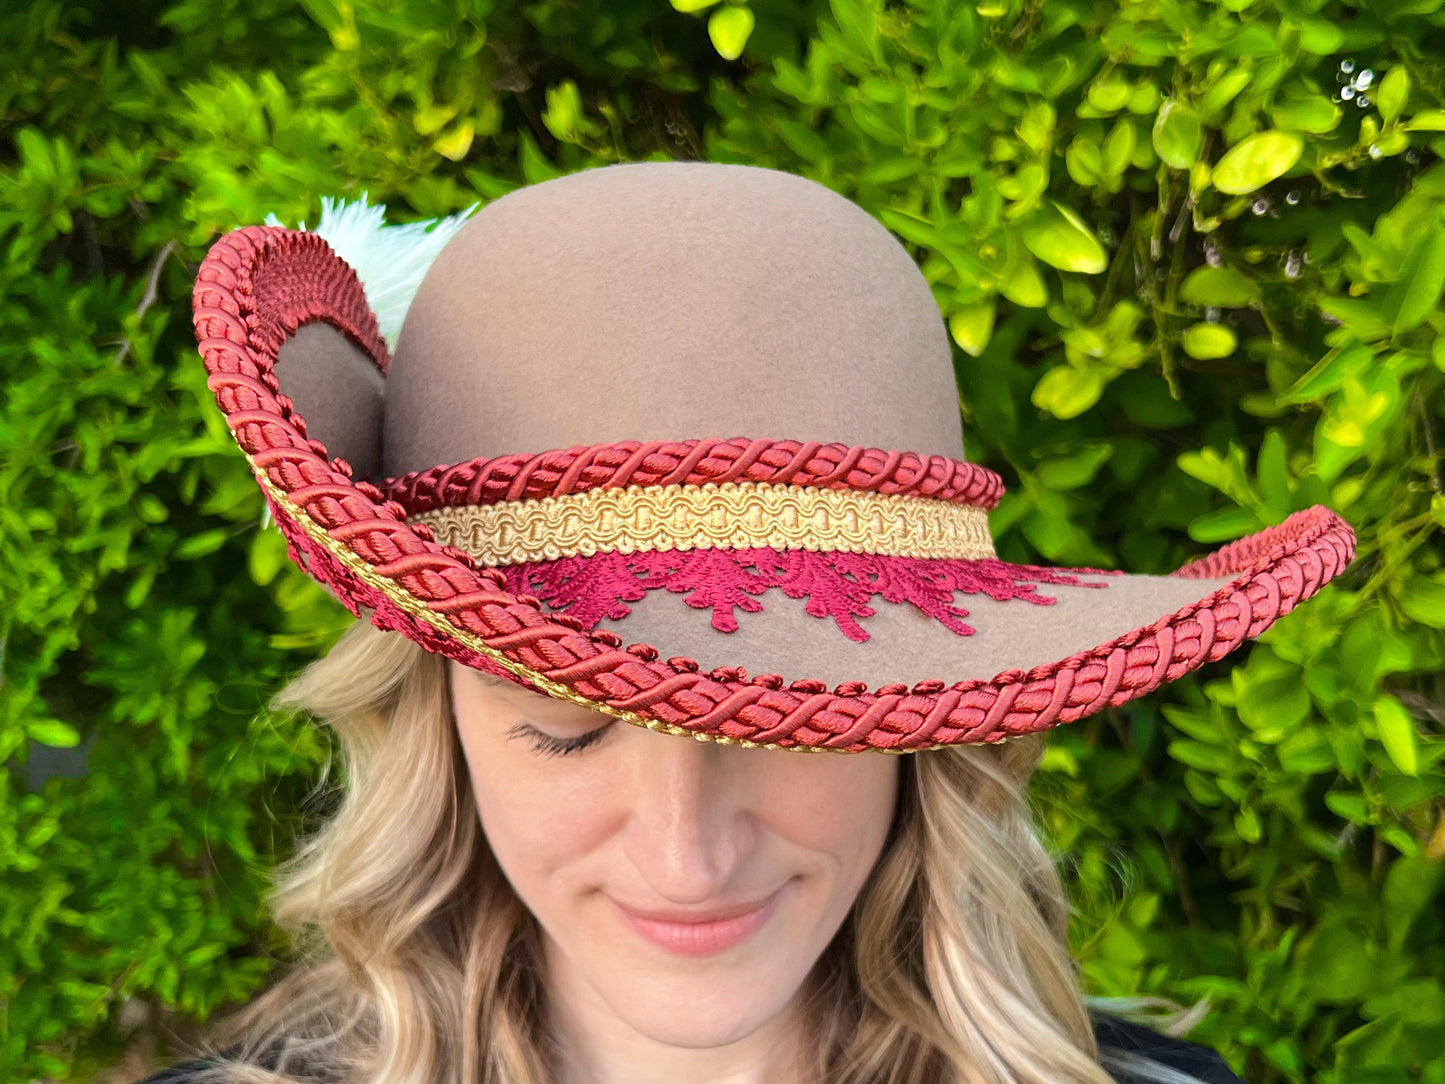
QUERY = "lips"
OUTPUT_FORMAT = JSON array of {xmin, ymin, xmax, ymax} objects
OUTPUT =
[{"xmin": 612, "ymin": 888, "xmax": 784, "ymax": 958}]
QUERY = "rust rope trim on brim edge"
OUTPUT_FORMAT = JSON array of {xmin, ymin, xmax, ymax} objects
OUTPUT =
[{"xmin": 192, "ymin": 224, "xmax": 1360, "ymax": 752}]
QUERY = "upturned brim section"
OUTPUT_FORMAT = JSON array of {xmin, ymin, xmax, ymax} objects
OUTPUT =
[{"xmin": 192, "ymin": 225, "xmax": 1358, "ymax": 752}]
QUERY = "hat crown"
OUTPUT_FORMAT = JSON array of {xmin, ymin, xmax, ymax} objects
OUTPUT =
[{"xmin": 379, "ymin": 161, "xmax": 964, "ymax": 480}]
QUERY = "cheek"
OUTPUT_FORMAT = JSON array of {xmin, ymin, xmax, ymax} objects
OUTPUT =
[
  {"xmin": 456, "ymin": 726, "xmax": 620, "ymax": 909},
  {"xmin": 759, "ymin": 753, "xmax": 901, "ymax": 894}
]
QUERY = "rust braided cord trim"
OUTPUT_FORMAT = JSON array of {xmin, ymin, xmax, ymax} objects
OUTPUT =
[
  {"xmin": 379, "ymin": 438, "xmax": 1006, "ymax": 514},
  {"xmin": 192, "ymin": 226, "xmax": 1358, "ymax": 751},
  {"xmin": 411, "ymin": 482, "xmax": 998, "ymax": 565}
]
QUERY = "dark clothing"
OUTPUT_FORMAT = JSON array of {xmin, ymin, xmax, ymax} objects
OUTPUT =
[
  {"xmin": 137, "ymin": 1013, "xmax": 1245, "ymax": 1082},
  {"xmin": 1094, "ymin": 1013, "xmax": 1246, "ymax": 1082}
]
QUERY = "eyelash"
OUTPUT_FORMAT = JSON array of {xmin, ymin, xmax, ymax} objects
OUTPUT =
[{"xmin": 506, "ymin": 721, "xmax": 612, "ymax": 758}]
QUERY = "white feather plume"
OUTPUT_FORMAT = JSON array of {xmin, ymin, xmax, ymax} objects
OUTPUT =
[{"xmin": 264, "ymin": 193, "xmax": 478, "ymax": 348}]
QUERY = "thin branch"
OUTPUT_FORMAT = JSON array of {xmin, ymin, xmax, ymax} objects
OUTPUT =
[
  {"xmin": 1414, "ymin": 385, "xmax": 1443, "ymax": 496},
  {"xmin": 112, "ymin": 240, "xmax": 177, "ymax": 367}
]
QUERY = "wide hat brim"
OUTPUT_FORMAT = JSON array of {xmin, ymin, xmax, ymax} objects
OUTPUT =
[{"xmin": 192, "ymin": 224, "xmax": 1357, "ymax": 752}]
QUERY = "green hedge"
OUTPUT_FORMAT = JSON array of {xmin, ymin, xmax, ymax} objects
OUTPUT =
[{"xmin": 3, "ymin": 0, "xmax": 1443, "ymax": 1080}]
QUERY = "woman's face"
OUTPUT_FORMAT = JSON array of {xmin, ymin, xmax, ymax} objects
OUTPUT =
[{"xmin": 449, "ymin": 662, "xmax": 900, "ymax": 1053}]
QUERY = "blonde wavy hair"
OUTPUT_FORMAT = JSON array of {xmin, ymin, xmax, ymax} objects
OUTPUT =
[{"xmin": 190, "ymin": 617, "xmax": 1198, "ymax": 1084}]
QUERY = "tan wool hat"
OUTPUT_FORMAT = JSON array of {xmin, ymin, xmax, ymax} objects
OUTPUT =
[{"xmin": 190, "ymin": 160, "xmax": 1356, "ymax": 752}]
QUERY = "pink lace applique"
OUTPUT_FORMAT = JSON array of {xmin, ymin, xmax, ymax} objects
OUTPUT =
[{"xmin": 502, "ymin": 548, "xmax": 1117, "ymax": 644}]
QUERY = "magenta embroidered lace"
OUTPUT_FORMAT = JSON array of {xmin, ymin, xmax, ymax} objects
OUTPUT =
[{"xmin": 501, "ymin": 548, "xmax": 1118, "ymax": 643}]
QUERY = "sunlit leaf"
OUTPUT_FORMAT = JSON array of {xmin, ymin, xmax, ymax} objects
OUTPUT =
[
  {"xmin": 1180, "ymin": 265, "xmax": 1260, "ymax": 307},
  {"xmin": 1404, "ymin": 109, "xmax": 1445, "ymax": 131},
  {"xmin": 1272, "ymin": 96, "xmax": 1341, "ymax": 134},
  {"xmin": 1000, "ymin": 259, "xmax": 1048, "ymax": 307},
  {"xmin": 1298, "ymin": 18, "xmax": 1345, "ymax": 54},
  {"xmin": 708, "ymin": 4, "xmax": 755, "ymax": 60},
  {"xmin": 1399, "ymin": 572, "xmax": 1445, "ymax": 628},
  {"xmin": 1021, "ymin": 200, "xmax": 1109, "ymax": 273},
  {"xmin": 1182, "ymin": 322, "xmax": 1238, "ymax": 359},
  {"xmin": 1374, "ymin": 697, "xmax": 1420, "ymax": 776},
  {"xmin": 1376, "ymin": 66, "xmax": 1409, "ymax": 125},
  {"xmin": 27, "ymin": 719, "xmax": 81, "ymax": 749},
  {"xmin": 1152, "ymin": 100, "xmax": 1203, "ymax": 169},
  {"xmin": 949, "ymin": 300, "xmax": 996, "ymax": 356},
  {"xmin": 1381, "ymin": 224, "xmax": 1445, "ymax": 333},
  {"xmin": 1031, "ymin": 364, "xmax": 1108, "ymax": 418},
  {"xmin": 433, "ymin": 121, "xmax": 475, "ymax": 161},
  {"xmin": 1212, "ymin": 131, "xmax": 1304, "ymax": 195}
]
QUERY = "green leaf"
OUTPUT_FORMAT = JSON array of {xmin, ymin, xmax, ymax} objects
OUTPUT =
[
  {"xmin": 1182, "ymin": 323, "xmax": 1238, "ymax": 359},
  {"xmin": 1380, "ymin": 225, "xmax": 1445, "ymax": 333},
  {"xmin": 1087, "ymin": 76, "xmax": 1131, "ymax": 114},
  {"xmin": 1187, "ymin": 504, "xmax": 1265, "ymax": 543},
  {"xmin": 1399, "ymin": 572, "xmax": 1445, "ymax": 628},
  {"xmin": 862, "ymin": 155, "xmax": 922, "ymax": 183},
  {"xmin": 708, "ymin": 5, "xmax": 755, "ymax": 60},
  {"xmin": 1376, "ymin": 66, "xmax": 1409, "ymax": 125},
  {"xmin": 1016, "ymin": 100, "xmax": 1055, "ymax": 155},
  {"xmin": 1101, "ymin": 117, "xmax": 1136, "ymax": 175},
  {"xmin": 1180, "ymin": 265, "xmax": 1260, "ymax": 307},
  {"xmin": 1065, "ymin": 136, "xmax": 1103, "ymax": 186},
  {"xmin": 247, "ymin": 525, "xmax": 289, "ymax": 587},
  {"xmin": 1212, "ymin": 131, "xmax": 1304, "ymax": 195},
  {"xmin": 542, "ymin": 80, "xmax": 585, "ymax": 141},
  {"xmin": 1382, "ymin": 856, "xmax": 1445, "ymax": 924},
  {"xmin": 1152, "ymin": 100, "xmax": 1203, "ymax": 169},
  {"xmin": 949, "ymin": 301, "xmax": 996, "ymax": 356},
  {"xmin": 1325, "ymin": 791, "xmax": 1370, "ymax": 824},
  {"xmin": 1199, "ymin": 68, "xmax": 1252, "ymax": 119},
  {"xmin": 1298, "ymin": 18, "xmax": 1345, "ymax": 54},
  {"xmin": 1272, "ymin": 96, "xmax": 1342, "ymax": 135},
  {"xmin": 1299, "ymin": 922, "xmax": 1374, "ymax": 1002},
  {"xmin": 294, "ymin": 0, "xmax": 343, "ymax": 31},
  {"xmin": 1373, "ymin": 696, "xmax": 1419, "ymax": 776},
  {"xmin": 1021, "ymin": 201, "xmax": 1108, "ymax": 274},
  {"xmin": 433, "ymin": 122, "xmax": 474, "ymax": 161},
  {"xmin": 412, "ymin": 104, "xmax": 456, "ymax": 137},
  {"xmin": 1031, "ymin": 365, "xmax": 1107, "ymax": 419},
  {"xmin": 1234, "ymin": 807, "xmax": 1262, "ymax": 843},
  {"xmin": 1404, "ymin": 109, "xmax": 1445, "ymax": 131},
  {"xmin": 1000, "ymin": 259, "xmax": 1048, "ymax": 307},
  {"xmin": 1281, "ymin": 342, "xmax": 1371, "ymax": 403},
  {"xmin": 1318, "ymin": 296, "xmax": 1390, "ymax": 341},
  {"xmin": 27, "ymin": 719, "xmax": 81, "ymax": 749},
  {"xmin": 1255, "ymin": 429, "xmax": 1291, "ymax": 514},
  {"xmin": 172, "ymin": 528, "xmax": 231, "ymax": 560},
  {"xmin": 1034, "ymin": 444, "xmax": 1113, "ymax": 489},
  {"xmin": 1168, "ymin": 739, "xmax": 1233, "ymax": 773}
]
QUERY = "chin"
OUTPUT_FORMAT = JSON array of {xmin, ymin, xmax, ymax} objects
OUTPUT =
[
  {"xmin": 589, "ymin": 941, "xmax": 811, "ymax": 1048},
  {"xmin": 605, "ymin": 977, "xmax": 796, "ymax": 1050}
]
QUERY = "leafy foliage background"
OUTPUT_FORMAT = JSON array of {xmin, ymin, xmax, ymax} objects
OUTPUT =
[{"xmin": 3, "ymin": 0, "xmax": 1443, "ymax": 1080}]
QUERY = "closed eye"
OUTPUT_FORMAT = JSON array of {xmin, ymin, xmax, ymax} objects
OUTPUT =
[{"xmin": 506, "ymin": 720, "xmax": 613, "ymax": 758}]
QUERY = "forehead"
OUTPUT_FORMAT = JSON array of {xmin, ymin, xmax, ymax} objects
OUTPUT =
[{"xmin": 450, "ymin": 662, "xmax": 610, "ymax": 725}]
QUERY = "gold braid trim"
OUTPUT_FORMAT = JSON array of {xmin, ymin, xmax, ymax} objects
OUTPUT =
[{"xmin": 408, "ymin": 482, "xmax": 997, "ymax": 566}]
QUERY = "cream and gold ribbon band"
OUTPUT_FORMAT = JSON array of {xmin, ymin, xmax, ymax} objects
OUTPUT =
[{"xmin": 407, "ymin": 481, "xmax": 997, "ymax": 566}]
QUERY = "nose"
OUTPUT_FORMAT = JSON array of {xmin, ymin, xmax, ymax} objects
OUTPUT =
[{"xmin": 621, "ymin": 732, "xmax": 758, "ymax": 905}]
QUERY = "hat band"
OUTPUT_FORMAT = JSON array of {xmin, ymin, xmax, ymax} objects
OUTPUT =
[{"xmin": 409, "ymin": 481, "xmax": 997, "ymax": 566}]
